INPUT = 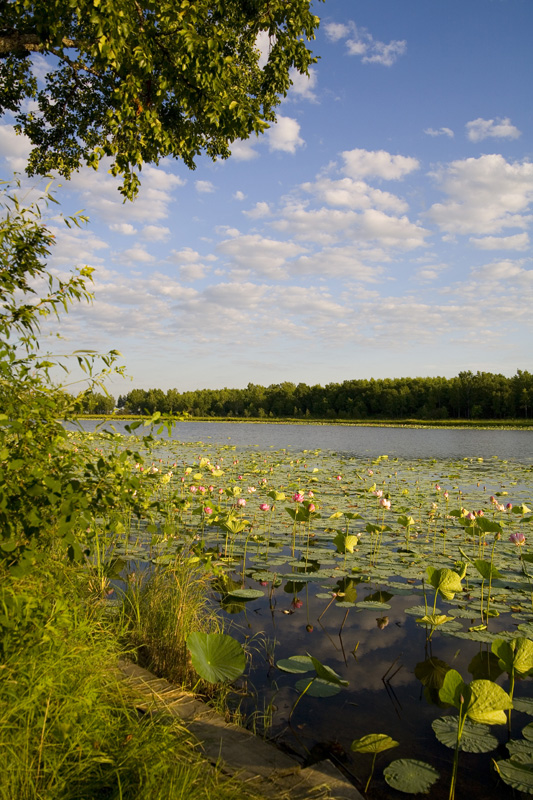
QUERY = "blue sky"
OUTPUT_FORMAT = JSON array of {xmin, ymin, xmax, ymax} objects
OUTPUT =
[{"xmin": 2, "ymin": 0, "xmax": 533, "ymax": 394}]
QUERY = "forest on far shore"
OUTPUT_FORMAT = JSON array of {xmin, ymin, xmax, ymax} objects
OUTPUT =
[{"xmin": 77, "ymin": 370, "xmax": 533, "ymax": 421}]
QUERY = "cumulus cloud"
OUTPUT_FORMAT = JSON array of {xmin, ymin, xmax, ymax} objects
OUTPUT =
[
  {"xmin": 141, "ymin": 225, "xmax": 171, "ymax": 242},
  {"xmin": 217, "ymin": 233, "xmax": 305, "ymax": 280},
  {"xmin": 267, "ymin": 115, "xmax": 305, "ymax": 153},
  {"xmin": 243, "ymin": 201, "xmax": 272, "ymax": 219},
  {"xmin": 428, "ymin": 154, "xmax": 533, "ymax": 235},
  {"xmin": 424, "ymin": 127, "xmax": 454, "ymax": 138},
  {"xmin": 302, "ymin": 176, "xmax": 409, "ymax": 213},
  {"xmin": 342, "ymin": 148, "xmax": 419, "ymax": 180},
  {"xmin": 469, "ymin": 233, "xmax": 529, "ymax": 251},
  {"xmin": 109, "ymin": 223, "xmax": 137, "ymax": 235},
  {"xmin": 229, "ymin": 138, "xmax": 259, "ymax": 161},
  {"xmin": 195, "ymin": 180, "xmax": 215, "ymax": 194},
  {"xmin": 466, "ymin": 117, "xmax": 521, "ymax": 142},
  {"xmin": 0, "ymin": 124, "xmax": 32, "ymax": 171},
  {"xmin": 288, "ymin": 67, "xmax": 318, "ymax": 102},
  {"xmin": 233, "ymin": 191, "xmax": 246, "ymax": 201},
  {"xmin": 120, "ymin": 245, "xmax": 155, "ymax": 264},
  {"xmin": 324, "ymin": 20, "xmax": 406, "ymax": 66}
]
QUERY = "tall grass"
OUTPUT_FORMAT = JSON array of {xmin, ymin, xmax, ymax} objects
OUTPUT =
[
  {"xmin": 0, "ymin": 560, "xmax": 258, "ymax": 800},
  {"xmin": 120, "ymin": 560, "xmax": 221, "ymax": 686}
]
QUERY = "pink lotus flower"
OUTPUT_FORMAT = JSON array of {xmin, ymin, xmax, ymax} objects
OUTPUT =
[
  {"xmin": 293, "ymin": 492, "xmax": 304, "ymax": 503},
  {"xmin": 379, "ymin": 498, "xmax": 391, "ymax": 510},
  {"xmin": 291, "ymin": 598, "xmax": 303, "ymax": 609},
  {"xmin": 509, "ymin": 532, "xmax": 526, "ymax": 546},
  {"xmin": 203, "ymin": 506, "xmax": 213, "ymax": 515},
  {"xmin": 308, "ymin": 491, "xmax": 314, "ymax": 498},
  {"xmin": 308, "ymin": 503, "xmax": 316, "ymax": 512},
  {"xmin": 259, "ymin": 503, "xmax": 271, "ymax": 512},
  {"xmin": 373, "ymin": 490, "xmax": 383, "ymax": 498},
  {"xmin": 490, "ymin": 495, "xmax": 497, "ymax": 504},
  {"xmin": 444, "ymin": 491, "xmax": 449, "ymax": 500},
  {"xmin": 335, "ymin": 475, "xmax": 342, "ymax": 481},
  {"xmin": 466, "ymin": 512, "xmax": 476, "ymax": 521},
  {"xmin": 367, "ymin": 470, "xmax": 373, "ymax": 476},
  {"xmin": 198, "ymin": 486, "xmax": 206, "ymax": 494},
  {"xmin": 506, "ymin": 503, "xmax": 513, "ymax": 511},
  {"xmin": 190, "ymin": 485, "xmax": 197, "ymax": 493},
  {"xmin": 237, "ymin": 498, "xmax": 246, "ymax": 508},
  {"xmin": 435, "ymin": 484, "xmax": 441, "ymax": 491},
  {"xmin": 247, "ymin": 486, "xmax": 256, "ymax": 493}
]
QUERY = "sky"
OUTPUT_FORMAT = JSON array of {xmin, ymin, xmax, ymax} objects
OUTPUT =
[{"xmin": 2, "ymin": 0, "xmax": 533, "ymax": 395}]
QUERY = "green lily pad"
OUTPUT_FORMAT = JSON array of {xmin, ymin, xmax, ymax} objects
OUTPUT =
[
  {"xmin": 383, "ymin": 759, "xmax": 440, "ymax": 794},
  {"xmin": 351, "ymin": 733, "xmax": 399, "ymax": 754},
  {"xmin": 432, "ymin": 717, "xmax": 498, "ymax": 752},
  {"xmin": 356, "ymin": 600, "xmax": 391, "ymax": 610},
  {"xmin": 295, "ymin": 677, "xmax": 342, "ymax": 697},
  {"xmin": 225, "ymin": 588, "xmax": 265, "ymax": 600},
  {"xmin": 494, "ymin": 759, "xmax": 533, "ymax": 794},
  {"xmin": 276, "ymin": 655, "xmax": 314, "ymax": 674},
  {"xmin": 514, "ymin": 697, "xmax": 533, "ymax": 715},
  {"xmin": 186, "ymin": 632, "xmax": 246, "ymax": 684}
]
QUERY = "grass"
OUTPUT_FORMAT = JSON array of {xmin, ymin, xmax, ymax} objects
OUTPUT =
[
  {"xmin": 120, "ymin": 560, "xmax": 222, "ymax": 687},
  {"xmin": 0, "ymin": 557, "xmax": 261, "ymax": 800}
]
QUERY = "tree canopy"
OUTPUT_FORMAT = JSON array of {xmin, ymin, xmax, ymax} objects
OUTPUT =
[{"xmin": 1, "ymin": 0, "xmax": 321, "ymax": 197}]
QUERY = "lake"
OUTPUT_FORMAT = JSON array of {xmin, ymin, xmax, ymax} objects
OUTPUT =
[
  {"xmin": 75, "ymin": 419, "xmax": 533, "ymax": 462},
  {"xmin": 75, "ymin": 420, "xmax": 533, "ymax": 798}
]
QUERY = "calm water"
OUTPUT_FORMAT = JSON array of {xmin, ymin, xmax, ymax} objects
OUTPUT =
[{"xmin": 77, "ymin": 419, "xmax": 533, "ymax": 463}]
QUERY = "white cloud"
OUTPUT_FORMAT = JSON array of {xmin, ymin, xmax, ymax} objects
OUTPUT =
[
  {"xmin": 195, "ymin": 180, "xmax": 215, "ymax": 194},
  {"xmin": 0, "ymin": 124, "xmax": 32, "ymax": 170},
  {"xmin": 288, "ymin": 67, "xmax": 318, "ymax": 102},
  {"xmin": 342, "ymin": 148, "xmax": 419, "ymax": 180},
  {"xmin": 428, "ymin": 154, "xmax": 533, "ymax": 235},
  {"xmin": 466, "ymin": 117, "xmax": 521, "ymax": 142},
  {"xmin": 302, "ymin": 176, "xmax": 409, "ymax": 213},
  {"xmin": 229, "ymin": 139, "xmax": 259, "ymax": 161},
  {"xmin": 472, "ymin": 259, "xmax": 526, "ymax": 281},
  {"xmin": 109, "ymin": 223, "xmax": 137, "ymax": 235},
  {"xmin": 121, "ymin": 245, "xmax": 155, "ymax": 264},
  {"xmin": 325, "ymin": 21, "xmax": 406, "ymax": 66},
  {"xmin": 243, "ymin": 201, "xmax": 271, "ymax": 219},
  {"xmin": 324, "ymin": 22, "xmax": 351, "ymax": 42},
  {"xmin": 141, "ymin": 225, "xmax": 171, "ymax": 242},
  {"xmin": 267, "ymin": 115, "xmax": 305, "ymax": 154},
  {"xmin": 424, "ymin": 127, "xmax": 454, "ymax": 138},
  {"xmin": 469, "ymin": 233, "xmax": 529, "ymax": 251},
  {"xmin": 217, "ymin": 234, "xmax": 305, "ymax": 280},
  {"xmin": 255, "ymin": 30, "xmax": 274, "ymax": 69},
  {"xmin": 233, "ymin": 191, "xmax": 246, "ymax": 201}
]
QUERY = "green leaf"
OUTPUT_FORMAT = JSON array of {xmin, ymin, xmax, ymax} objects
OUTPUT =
[
  {"xmin": 432, "ymin": 717, "xmax": 498, "ymax": 752},
  {"xmin": 383, "ymin": 759, "xmax": 440, "ymax": 794},
  {"xmin": 439, "ymin": 669, "xmax": 467, "ymax": 709},
  {"xmin": 427, "ymin": 566, "xmax": 463, "ymax": 600},
  {"xmin": 308, "ymin": 655, "xmax": 349, "ymax": 687},
  {"xmin": 494, "ymin": 759, "xmax": 533, "ymax": 793},
  {"xmin": 186, "ymin": 632, "xmax": 245, "ymax": 684},
  {"xmin": 294, "ymin": 678, "xmax": 342, "ymax": 697},
  {"xmin": 466, "ymin": 680, "xmax": 513, "ymax": 725},
  {"xmin": 474, "ymin": 559, "xmax": 503, "ymax": 580},
  {"xmin": 351, "ymin": 733, "xmax": 399, "ymax": 754},
  {"xmin": 492, "ymin": 637, "xmax": 533, "ymax": 676},
  {"xmin": 276, "ymin": 655, "xmax": 314, "ymax": 674},
  {"xmin": 225, "ymin": 588, "xmax": 264, "ymax": 601}
]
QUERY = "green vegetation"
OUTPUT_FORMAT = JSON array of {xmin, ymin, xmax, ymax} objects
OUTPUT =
[
  {"xmin": 1, "ymin": 0, "xmax": 321, "ymax": 197},
  {"xmin": 0, "ymin": 182, "xmax": 262, "ymax": 800},
  {"xmin": 111, "ymin": 373, "xmax": 533, "ymax": 421}
]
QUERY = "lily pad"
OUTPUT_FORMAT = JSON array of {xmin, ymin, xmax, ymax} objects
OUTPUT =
[
  {"xmin": 276, "ymin": 655, "xmax": 314, "ymax": 674},
  {"xmin": 383, "ymin": 759, "xmax": 440, "ymax": 794},
  {"xmin": 226, "ymin": 588, "xmax": 265, "ymax": 600},
  {"xmin": 432, "ymin": 716, "xmax": 498, "ymax": 752},
  {"xmin": 186, "ymin": 632, "xmax": 246, "ymax": 684},
  {"xmin": 295, "ymin": 677, "xmax": 342, "ymax": 697},
  {"xmin": 494, "ymin": 759, "xmax": 533, "ymax": 794}
]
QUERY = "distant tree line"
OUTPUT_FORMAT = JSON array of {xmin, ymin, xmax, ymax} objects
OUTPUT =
[{"xmin": 80, "ymin": 371, "xmax": 533, "ymax": 420}]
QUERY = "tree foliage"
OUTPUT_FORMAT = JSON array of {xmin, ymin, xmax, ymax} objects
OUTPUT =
[
  {"xmin": 1, "ymin": 0, "xmax": 321, "ymax": 197},
  {"xmin": 0, "ymin": 180, "xmax": 149, "ymax": 573},
  {"xmin": 115, "ymin": 371, "xmax": 533, "ymax": 421}
]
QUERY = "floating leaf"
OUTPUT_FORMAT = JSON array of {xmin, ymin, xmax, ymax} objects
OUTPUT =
[
  {"xmin": 494, "ymin": 759, "xmax": 533, "ymax": 794},
  {"xmin": 276, "ymin": 655, "xmax": 314, "ymax": 674},
  {"xmin": 225, "ymin": 588, "xmax": 264, "ymax": 600},
  {"xmin": 351, "ymin": 733, "xmax": 399, "ymax": 754},
  {"xmin": 432, "ymin": 717, "xmax": 498, "ymax": 752},
  {"xmin": 295, "ymin": 677, "xmax": 342, "ymax": 697},
  {"xmin": 309, "ymin": 654, "xmax": 349, "ymax": 687},
  {"xmin": 383, "ymin": 759, "xmax": 440, "ymax": 794},
  {"xmin": 186, "ymin": 632, "xmax": 246, "ymax": 684}
]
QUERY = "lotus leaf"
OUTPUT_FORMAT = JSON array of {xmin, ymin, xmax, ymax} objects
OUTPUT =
[{"xmin": 383, "ymin": 759, "xmax": 440, "ymax": 794}]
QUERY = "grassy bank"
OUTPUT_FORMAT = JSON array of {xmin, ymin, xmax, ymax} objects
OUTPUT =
[{"xmin": 0, "ymin": 553, "xmax": 261, "ymax": 800}]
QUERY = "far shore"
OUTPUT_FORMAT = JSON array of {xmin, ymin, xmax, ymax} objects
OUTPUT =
[{"xmin": 72, "ymin": 415, "xmax": 533, "ymax": 431}]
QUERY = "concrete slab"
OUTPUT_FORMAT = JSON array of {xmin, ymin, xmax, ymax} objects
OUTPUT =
[{"xmin": 119, "ymin": 660, "xmax": 365, "ymax": 800}]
